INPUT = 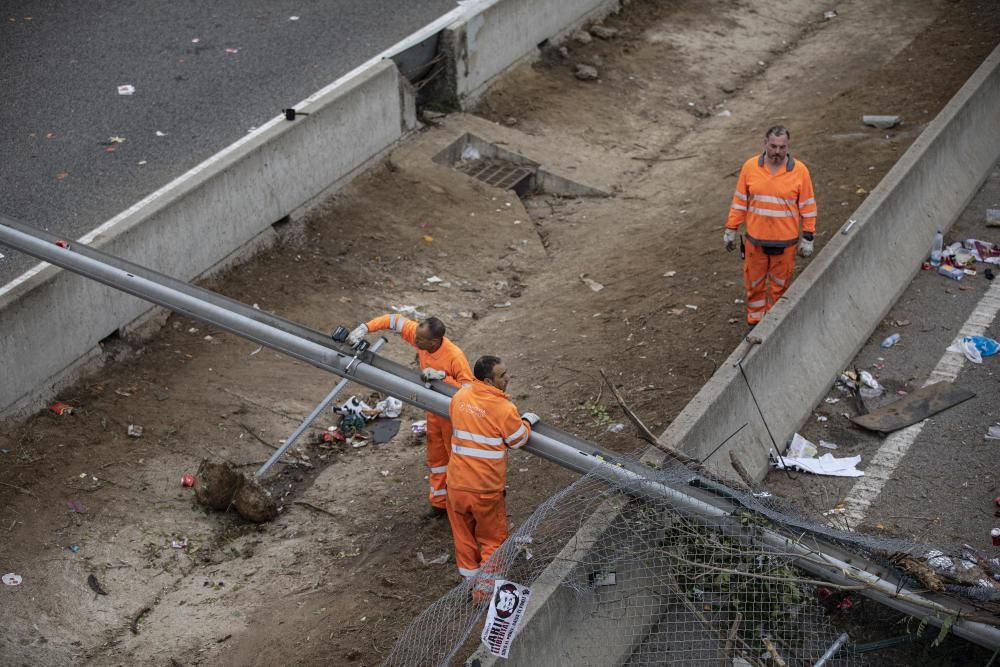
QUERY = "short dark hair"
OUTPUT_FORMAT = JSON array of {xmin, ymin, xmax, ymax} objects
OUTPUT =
[
  {"xmin": 765, "ymin": 125, "xmax": 790, "ymax": 140},
  {"xmin": 474, "ymin": 355, "xmax": 502, "ymax": 382},
  {"xmin": 422, "ymin": 317, "xmax": 446, "ymax": 340}
]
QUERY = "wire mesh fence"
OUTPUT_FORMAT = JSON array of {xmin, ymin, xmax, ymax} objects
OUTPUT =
[{"xmin": 384, "ymin": 454, "xmax": 1000, "ymax": 666}]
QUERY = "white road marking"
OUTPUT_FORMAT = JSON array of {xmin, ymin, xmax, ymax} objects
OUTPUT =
[{"xmin": 841, "ymin": 278, "xmax": 1000, "ymax": 528}]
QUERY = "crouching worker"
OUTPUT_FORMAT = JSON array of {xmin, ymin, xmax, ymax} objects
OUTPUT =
[{"xmin": 446, "ymin": 355, "xmax": 539, "ymax": 602}]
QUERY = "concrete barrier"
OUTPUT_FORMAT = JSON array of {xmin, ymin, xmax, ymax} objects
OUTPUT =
[
  {"xmin": 470, "ymin": 42, "xmax": 1000, "ymax": 666},
  {"xmin": 443, "ymin": 0, "xmax": 620, "ymax": 105},
  {"xmin": 659, "ymin": 43, "xmax": 1000, "ymax": 480},
  {"xmin": 0, "ymin": 59, "xmax": 416, "ymax": 417}
]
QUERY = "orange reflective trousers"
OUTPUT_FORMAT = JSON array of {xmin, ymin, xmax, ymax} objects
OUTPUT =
[
  {"xmin": 447, "ymin": 488, "xmax": 508, "ymax": 600},
  {"xmin": 743, "ymin": 243, "xmax": 796, "ymax": 325},
  {"xmin": 426, "ymin": 413, "xmax": 451, "ymax": 509}
]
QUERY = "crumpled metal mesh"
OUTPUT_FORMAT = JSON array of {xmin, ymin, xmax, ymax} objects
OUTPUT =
[{"xmin": 383, "ymin": 454, "xmax": 1000, "ymax": 667}]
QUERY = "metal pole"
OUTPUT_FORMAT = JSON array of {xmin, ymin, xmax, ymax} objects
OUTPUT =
[
  {"xmin": 813, "ymin": 633, "xmax": 849, "ymax": 667},
  {"xmin": 2, "ymin": 219, "xmax": 999, "ymax": 651},
  {"xmin": 255, "ymin": 337, "xmax": 386, "ymax": 478}
]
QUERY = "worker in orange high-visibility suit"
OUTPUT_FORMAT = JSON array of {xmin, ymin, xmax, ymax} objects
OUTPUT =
[
  {"xmin": 724, "ymin": 125, "xmax": 818, "ymax": 328},
  {"xmin": 348, "ymin": 314, "xmax": 474, "ymax": 518},
  {"xmin": 447, "ymin": 355, "xmax": 537, "ymax": 603}
]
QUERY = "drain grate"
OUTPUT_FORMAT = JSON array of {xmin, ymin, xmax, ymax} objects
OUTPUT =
[{"xmin": 457, "ymin": 159, "xmax": 533, "ymax": 192}]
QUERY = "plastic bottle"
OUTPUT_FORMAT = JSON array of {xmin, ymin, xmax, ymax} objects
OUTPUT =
[
  {"xmin": 930, "ymin": 230, "xmax": 943, "ymax": 267},
  {"xmin": 880, "ymin": 333, "xmax": 900, "ymax": 348}
]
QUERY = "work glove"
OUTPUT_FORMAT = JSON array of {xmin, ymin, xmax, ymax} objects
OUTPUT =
[
  {"xmin": 421, "ymin": 368, "xmax": 447, "ymax": 382},
  {"xmin": 723, "ymin": 229, "xmax": 737, "ymax": 252},
  {"xmin": 521, "ymin": 412, "xmax": 540, "ymax": 426},
  {"xmin": 347, "ymin": 323, "xmax": 368, "ymax": 346},
  {"xmin": 798, "ymin": 233, "xmax": 814, "ymax": 258}
]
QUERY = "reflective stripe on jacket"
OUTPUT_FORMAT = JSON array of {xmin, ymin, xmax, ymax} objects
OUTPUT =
[
  {"xmin": 365, "ymin": 314, "xmax": 474, "ymax": 387},
  {"xmin": 447, "ymin": 380, "xmax": 531, "ymax": 493},
  {"xmin": 726, "ymin": 153, "xmax": 817, "ymax": 247}
]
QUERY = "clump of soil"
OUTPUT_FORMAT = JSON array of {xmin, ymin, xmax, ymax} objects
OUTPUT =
[
  {"xmin": 195, "ymin": 459, "xmax": 278, "ymax": 522},
  {"xmin": 195, "ymin": 459, "xmax": 242, "ymax": 510}
]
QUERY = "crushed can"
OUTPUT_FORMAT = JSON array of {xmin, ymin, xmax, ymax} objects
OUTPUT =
[{"xmin": 181, "ymin": 474, "xmax": 196, "ymax": 488}]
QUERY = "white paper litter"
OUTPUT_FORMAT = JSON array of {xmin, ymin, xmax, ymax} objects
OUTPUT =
[
  {"xmin": 375, "ymin": 396, "xmax": 403, "ymax": 419},
  {"xmin": 580, "ymin": 275, "xmax": 604, "ymax": 292},
  {"xmin": 390, "ymin": 304, "xmax": 428, "ymax": 319},
  {"xmin": 460, "ymin": 146, "xmax": 481, "ymax": 161},
  {"xmin": 2, "ymin": 573, "xmax": 23, "ymax": 586},
  {"xmin": 772, "ymin": 452, "xmax": 863, "ymax": 477},
  {"xmin": 787, "ymin": 433, "xmax": 817, "ymax": 458},
  {"xmin": 426, "ymin": 276, "xmax": 443, "ymax": 284},
  {"xmin": 416, "ymin": 551, "xmax": 449, "ymax": 566},
  {"xmin": 117, "ymin": 84, "xmax": 135, "ymax": 95}
]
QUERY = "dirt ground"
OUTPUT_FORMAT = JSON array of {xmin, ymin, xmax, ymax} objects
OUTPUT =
[{"xmin": 3, "ymin": 0, "xmax": 999, "ymax": 665}]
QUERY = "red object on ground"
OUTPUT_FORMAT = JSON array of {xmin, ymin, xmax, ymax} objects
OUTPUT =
[
  {"xmin": 837, "ymin": 596, "xmax": 854, "ymax": 610},
  {"xmin": 49, "ymin": 402, "xmax": 73, "ymax": 415},
  {"xmin": 994, "ymin": 496, "xmax": 1000, "ymax": 508},
  {"xmin": 181, "ymin": 474, "xmax": 195, "ymax": 488},
  {"xmin": 55, "ymin": 240, "xmax": 70, "ymax": 249},
  {"xmin": 992, "ymin": 528, "xmax": 1000, "ymax": 546}
]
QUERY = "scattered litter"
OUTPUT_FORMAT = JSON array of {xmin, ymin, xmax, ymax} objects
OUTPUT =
[
  {"xmin": 823, "ymin": 9, "xmax": 838, "ymax": 19},
  {"xmin": 3, "ymin": 573, "xmax": 23, "ymax": 586},
  {"xmin": 181, "ymin": 474, "xmax": 196, "ymax": 487},
  {"xmin": 858, "ymin": 370, "xmax": 883, "ymax": 398},
  {"xmin": 685, "ymin": 304, "xmax": 699, "ymax": 311},
  {"xmin": 823, "ymin": 397, "xmax": 840, "ymax": 404},
  {"xmin": 575, "ymin": 64, "xmax": 599, "ymax": 81},
  {"xmin": 716, "ymin": 109, "xmax": 732, "ymax": 118},
  {"xmin": 788, "ymin": 433, "xmax": 817, "ymax": 458},
  {"xmin": 986, "ymin": 209, "xmax": 1000, "ymax": 227},
  {"xmin": 127, "ymin": 424, "xmax": 144, "ymax": 438},
  {"xmin": 938, "ymin": 265, "xmax": 964, "ymax": 281},
  {"xmin": 410, "ymin": 420, "xmax": 427, "ymax": 434},
  {"xmin": 852, "ymin": 381, "xmax": 974, "ymax": 433},
  {"xmin": 249, "ymin": 345, "xmax": 263, "ymax": 356},
  {"xmin": 963, "ymin": 335, "xmax": 999, "ymax": 358},
  {"xmin": 391, "ymin": 304, "xmax": 428, "ymax": 319},
  {"xmin": 67, "ymin": 499, "xmax": 85, "ymax": 513},
  {"xmin": 985, "ymin": 424, "xmax": 1000, "ymax": 440},
  {"xmin": 416, "ymin": 551, "xmax": 449, "ymax": 566},
  {"xmin": 374, "ymin": 397, "xmax": 403, "ymax": 418},
  {"xmin": 460, "ymin": 146, "xmax": 481, "ymax": 161},
  {"xmin": 108, "ymin": 136, "xmax": 126, "ymax": 144},
  {"xmin": 423, "ymin": 235, "xmax": 434, "ymax": 243},
  {"xmin": 117, "ymin": 84, "xmax": 135, "ymax": 96},
  {"xmin": 816, "ymin": 415, "xmax": 828, "ymax": 422},
  {"xmin": 67, "ymin": 544, "xmax": 81, "ymax": 553},
  {"xmin": 349, "ymin": 435, "xmax": 369, "ymax": 449},
  {"xmin": 862, "ymin": 115, "xmax": 900, "ymax": 129},
  {"xmin": 371, "ymin": 419, "xmax": 401, "ymax": 444},
  {"xmin": 87, "ymin": 573, "xmax": 108, "ymax": 596},
  {"xmin": 734, "ymin": 299, "xmax": 744, "ymax": 304},
  {"xmin": 992, "ymin": 528, "xmax": 1000, "ymax": 546},
  {"xmin": 662, "ymin": 271, "xmax": 676, "ymax": 277},
  {"xmin": 926, "ymin": 550, "xmax": 955, "ymax": 573},
  {"xmin": 493, "ymin": 302, "xmax": 512, "ymax": 309},
  {"xmin": 606, "ymin": 423, "xmax": 625, "ymax": 433},
  {"xmin": 880, "ymin": 333, "xmax": 900, "ymax": 348},
  {"xmin": 171, "ymin": 538, "xmax": 189, "ymax": 549},
  {"xmin": 425, "ymin": 275, "xmax": 443, "ymax": 284},
  {"xmin": 49, "ymin": 402, "xmax": 74, "ymax": 415},
  {"xmin": 822, "ymin": 505, "xmax": 845, "ymax": 516},
  {"xmin": 289, "ymin": 15, "xmax": 300, "ymax": 21},
  {"xmin": 772, "ymin": 451, "xmax": 864, "ymax": 477},
  {"xmin": 580, "ymin": 274, "xmax": 604, "ymax": 292},
  {"xmin": 224, "ymin": 47, "xmax": 239, "ymax": 54},
  {"xmin": 819, "ymin": 440, "xmax": 839, "ymax": 450}
]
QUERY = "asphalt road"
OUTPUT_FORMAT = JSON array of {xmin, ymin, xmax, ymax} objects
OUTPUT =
[
  {"xmin": 770, "ymin": 160, "xmax": 1000, "ymax": 554},
  {"xmin": 0, "ymin": 0, "xmax": 458, "ymax": 283}
]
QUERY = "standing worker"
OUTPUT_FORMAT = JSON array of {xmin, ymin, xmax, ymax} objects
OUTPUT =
[
  {"xmin": 349, "ymin": 314, "xmax": 474, "ymax": 518},
  {"xmin": 724, "ymin": 125, "xmax": 818, "ymax": 328},
  {"xmin": 446, "ymin": 355, "xmax": 537, "ymax": 602}
]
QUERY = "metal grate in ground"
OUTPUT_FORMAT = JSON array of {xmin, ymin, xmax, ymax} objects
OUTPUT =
[{"xmin": 457, "ymin": 158, "xmax": 533, "ymax": 191}]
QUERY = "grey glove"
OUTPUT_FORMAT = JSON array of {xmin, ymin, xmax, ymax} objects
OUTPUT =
[
  {"xmin": 798, "ymin": 235, "xmax": 814, "ymax": 258},
  {"xmin": 347, "ymin": 323, "xmax": 368, "ymax": 346},
  {"xmin": 421, "ymin": 368, "xmax": 447, "ymax": 382},
  {"xmin": 723, "ymin": 229, "xmax": 737, "ymax": 252},
  {"xmin": 520, "ymin": 412, "xmax": 540, "ymax": 426}
]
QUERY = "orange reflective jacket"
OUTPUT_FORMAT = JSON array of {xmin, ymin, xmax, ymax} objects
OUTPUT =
[
  {"xmin": 366, "ymin": 314, "xmax": 474, "ymax": 388},
  {"xmin": 726, "ymin": 153, "xmax": 817, "ymax": 248},
  {"xmin": 447, "ymin": 381, "xmax": 531, "ymax": 494}
]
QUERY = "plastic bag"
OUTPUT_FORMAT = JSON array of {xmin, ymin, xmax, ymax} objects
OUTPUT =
[
  {"xmin": 947, "ymin": 338, "xmax": 983, "ymax": 364},
  {"xmin": 963, "ymin": 335, "xmax": 999, "ymax": 357}
]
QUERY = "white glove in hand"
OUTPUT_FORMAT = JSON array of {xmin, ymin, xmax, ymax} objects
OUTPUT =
[
  {"xmin": 521, "ymin": 412, "xmax": 540, "ymax": 426},
  {"xmin": 723, "ymin": 229, "xmax": 737, "ymax": 252},
  {"xmin": 797, "ymin": 237, "xmax": 814, "ymax": 258},
  {"xmin": 347, "ymin": 324, "xmax": 368, "ymax": 346},
  {"xmin": 421, "ymin": 368, "xmax": 447, "ymax": 382}
]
